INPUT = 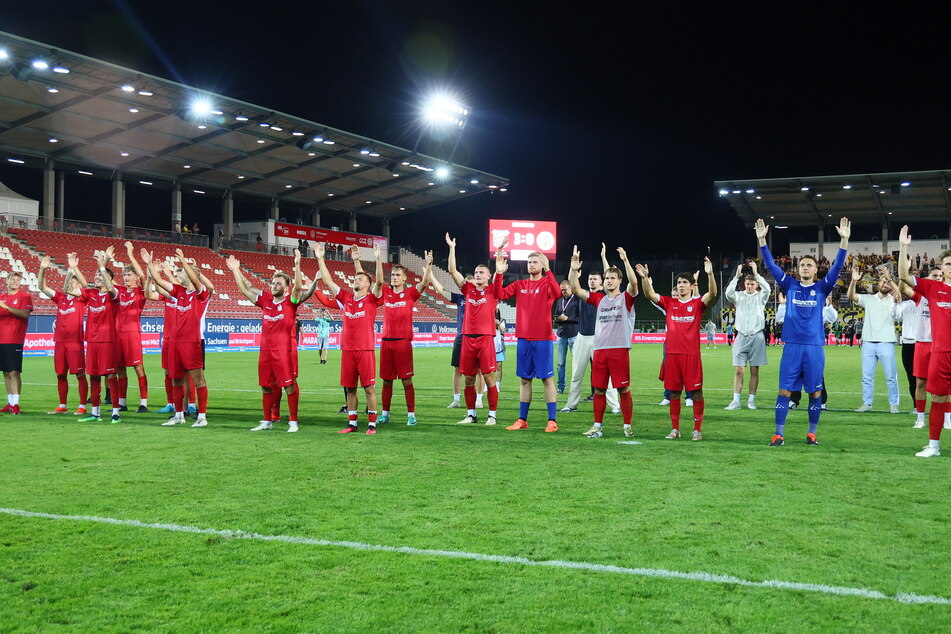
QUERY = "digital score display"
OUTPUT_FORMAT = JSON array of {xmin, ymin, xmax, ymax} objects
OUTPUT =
[{"xmin": 488, "ymin": 219, "xmax": 557, "ymax": 261}]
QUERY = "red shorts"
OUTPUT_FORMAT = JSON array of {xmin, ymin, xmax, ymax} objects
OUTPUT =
[
  {"xmin": 161, "ymin": 338, "xmax": 170, "ymax": 370},
  {"xmin": 663, "ymin": 353, "xmax": 703, "ymax": 392},
  {"xmin": 259, "ymin": 348, "xmax": 296, "ymax": 387},
  {"xmin": 292, "ymin": 341, "xmax": 299, "ymax": 378},
  {"xmin": 380, "ymin": 339, "xmax": 414, "ymax": 380},
  {"xmin": 592, "ymin": 348, "xmax": 631, "ymax": 389},
  {"xmin": 86, "ymin": 341, "xmax": 118, "ymax": 377},
  {"xmin": 168, "ymin": 341, "xmax": 204, "ymax": 379},
  {"xmin": 54, "ymin": 340, "xmax": 85, "ymax": 375},
  {"xmin": 460, "ymin": 335, "xmax": 497, "ymax": 376},
  {"xmin": 926, "ymin": 350, "xmax": 951, "ymax": 396},
  {"xmin": 341, "ymin": 350, "xmax": 376, "ymax": 388},
  {"xmin": 116, "ymin": 331, "xmax": 144, "ymax": 367},
  {"xmin": 914, "ymin": 341, "xmax": 932, "ymax": 379}
]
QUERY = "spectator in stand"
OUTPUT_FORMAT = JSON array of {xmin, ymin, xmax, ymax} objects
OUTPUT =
[
  {"xmin": 704, "ymin": 319, "xmax": 717, "ymax": 349},
  {"xmin": 256, "ymin": 236, "xmax": 264, "ymax": 252},
  {"xmin": 192, "ymin": 223, "xmax": 200, "ymax": 234}
]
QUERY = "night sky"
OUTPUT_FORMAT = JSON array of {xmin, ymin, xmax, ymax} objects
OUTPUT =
[{"xmin": 2, "ymin": 2, "xmax": 951, "ymax": 269}]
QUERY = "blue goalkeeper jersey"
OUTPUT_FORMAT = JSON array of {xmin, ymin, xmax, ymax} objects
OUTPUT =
[{"xmin": 761, "ymin": 245, "xmax": 846, "ymax": 346}]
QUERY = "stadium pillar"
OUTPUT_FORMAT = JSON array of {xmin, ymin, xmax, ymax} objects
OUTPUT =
[
  {"xmin": 881, "ymin": 222, "xmax": 889, "ymax": 254},
  {"xmin": 111, "ymin": 173, "xmax": 125, "ymax": 236},
  {"xmin": 42, "ymin": 160, "xmax": 55, "ymax": 230},
  {"xmin": 817, "ymin": 225, "xmax": 824, "ymax": 258},
  {"xmin": 310, "ymin": 206, "xmax": 320, "ymax": 226},
  {"xmin": 222, "ymin": 189, "xmax": 234, "ymax": 238},
  {"xmin": 171, "ymin": 181, "xmax": 182, "ymax": 230},
  {"xmin": 349, "ymin": 212, "xmax": 357, "ymax": 233},
  {"xmin": 56, "ymin": 171, "xmax": 65, "ymax": 226},
  {"xmin": 270, "ymin": 198, "xmax": 279, "ymax": 221}
]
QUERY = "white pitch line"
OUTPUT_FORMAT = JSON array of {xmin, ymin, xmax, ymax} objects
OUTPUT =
[{"xmin": 1, "ymin": 507, "xmax": 947, "ymax": 606}]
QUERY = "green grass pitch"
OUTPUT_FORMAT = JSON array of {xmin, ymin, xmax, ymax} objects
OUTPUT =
[{"xmin": 1, "ymin": 344, "xmax": 949, "ymax": 631}]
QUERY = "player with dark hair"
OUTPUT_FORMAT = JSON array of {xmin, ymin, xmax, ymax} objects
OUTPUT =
[
  {"xmin": 446, "ymin": 233, "xmax": 506, "ymax": 426},
  {"xmin": 0, "ymin": 269, "xmax": 33, "ymax": 414},
  {"xmin": 228, "ymin": 249, "xmax": 302, "ymax": 432},
  {"xmin": 69, "ymin": 248, "xmax": 121, "ymax": 423},
  {"xmin": 316, "ymin": 242, "xmax": 383, "ymax": 434},
  {"xmin": 568, "ymin": 245, "xmax": 638, "ymax": 438},
  {"xmin": 373, "ymin": 246, "xmax": 433, "ymax": 426},
  {"xmin": 637, "ymin": 258, "xmax": 717, "ymax": 441},
  {"xmin": 758, "ymin": 217, "xmax": 850, "ymax": 446},
  {"xmin": 38, "ymin": 255, "xmax": 87, "ymax": 415}
]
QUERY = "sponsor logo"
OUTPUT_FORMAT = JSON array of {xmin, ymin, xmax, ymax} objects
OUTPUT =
[
  {"xmin": 263, "ymin": 313, "xmax": 286, "ymax": 322},
  {"xmin": 345, "ymin": 311, "xmax": 366, "ymax": 319},
  {"xmin": 468, "ymin": 297, "xmax": 487, "ymax": 306},
  {"xmin": 792, "ymin": 299, "xmax": 818, "ymax": 308},
  {"xmin": 58, "ymin": 307, "xmax": 76, "ymax": 315},
  {"xmin": 385, "ymin": 301, "xmax": 408, "ymax": 309},
  {"xmin": 88, "ymin": 305, "xmax": 107, "ymax": 313},
  {"xmin": 670, "ymin": 315, "xmax": 695, "ymax": 323}
]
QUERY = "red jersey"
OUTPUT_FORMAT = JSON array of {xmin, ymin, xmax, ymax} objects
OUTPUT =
[
  {"xmin": 255, "ymin": 290, "xmax": 300, "ymax": 350},
  {"xmin": 162, "ymin": 294, "xmax": 178, "ymax": 343},
  {"xmin": 461, "ymin": 275, "xmax": 503, "ymax": 336},
  {"xmin": 498, "ymin": 270, "xmax": 561, "ymax": 340},
  {"xmin": 167, "ymin": 285, "xmax": 210, "ymax": 344},
  {"xmin": 658, "ymin": 295, "xmax": 707, "ymax": 355},
  {"xmin": 381, "ymin": 286, "xmax": 421, "ymax": 339},
  {"xmin": 52, "ymin": 291, "xmax": 86, "ymax": 343},
  {"xmin": 335, "ymin": 288, "xmax": 381, "ymax": 351},
  {"xmin": 913, "ymin": 277, "xmax": 951, "ymax": 352},
  {"xmin": 115, "ymin": 286, "xmax": 146, "ymax": 334},
  {"xmin": 311, "ymin": 288, "xmax": 338, "ymax": 309},
  {"xmin": 0, "ymin": 289, "xmax": 32, "ymax": 344},
  {"xmin": 82, "ymin": 288, "xmax": 118, "ymax": 343}
]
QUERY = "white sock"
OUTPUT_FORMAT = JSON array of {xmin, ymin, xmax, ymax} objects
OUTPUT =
[
  {"xmin": 197, "ymin": 413, "xmax": 206, "ymax": 420},
  {"xmin": 945, "ymin": 412, "xmax": 950, "ymax": 424},
  {"xmin": 496, "ymin": 382, "xmax": 501, "ymax": 390},
  {"xmin": 483, "ymin": 385, "xmax": 488, "ymax": 393},
  {"xmin": 6, "ymin": 395, "xmax": 12, "ymax": 406},
  {"xmin": 140, "ymin": 399, "xmax": 148, "ymax": 406},
  {"xmin": 92, "ymin": 406, "xmax": 100, "ymax": 416},
  {"xmin": 918, "ymin": 412, "xmax": 926, "ymax": 422},
  {"xmin": 59, "ymin": 403, "xmax": 66, "ymax": 409},
  {"xmin": 468, "ymin": 409, "xmax": 476, "ymax": 416},
  {"xmin": 732, "ymin": 393, "xmax": 741, "ymax": 402},
  {"xmin": 489, "ymin": 410, "xmax": 496, "ymax": 417},
  {"xmin": 381, "ymin": 410, "xmax": 389, "ymax": 417},
  {"xmin": 188, "ymin": 402, "xmax": 196, "ymax": 409},
  {"xmin": 593, "ymin": 422, "xmax": 603, "ymax": 429},
  {"xmin": 118, "ymin": 398, "xmax": 127, "ymax": 406},
  {"xmin": 112, "ymin": 407, "xmax": 120, "ymax": 416},
  {"xmin": 10, "ymin": 394, "xmax": 18, "ymax": 406},
  {"xmin": 452, "ymin": 393, "xmax": 460, "ymax": 402},
  {"xmin": 929, "ymin": 439, "xmax": 940, "ymax": 449}
]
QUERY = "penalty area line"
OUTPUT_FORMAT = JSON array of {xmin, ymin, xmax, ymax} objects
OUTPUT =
[{"xmin": 0, "ymin": 507, "xmax": 947, "ymax": 606}]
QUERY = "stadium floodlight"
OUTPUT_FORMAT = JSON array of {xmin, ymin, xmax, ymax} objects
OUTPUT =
[
  {"xmin": 422, "ymin": 93, "xmax": 470, "ymax": 128},
  {"xmin": 901, "ymin": 181, "xmax": 911, "ymax": 187},
  {"xmin": 0, "ymin": 49, "xmax": 8, "ymax": 61},
  {"xmin": 121, "ymin": 84, "xmax": 135, "ymax": 92},
  {"xmin": 191, "ymin": 98, "xmax": 214, "ymax": 117},
  {"xmin": 138, "ymin": 89, "xmax": 153, "ymax": 96},
  {"xmin": 718, "ymin": 189, "xmax": 729, "ymax": 196},
  {"xmin": 842, "ymin": 185, "xmax": 852, "ymax": 189},
  {"xmin": 31, "ymin": 59, "xmax": 49, "ymax": 70},
  {"xmin": 435, "ymin": 166, "xmax": 450, "ymax": 180},
  {"xmin": 52, "ymin": 65, "xmax": 69, "ymax": 74},
  {"xmin": 234, "ymin": 114, "xmax": 249, "ymax": 121}
]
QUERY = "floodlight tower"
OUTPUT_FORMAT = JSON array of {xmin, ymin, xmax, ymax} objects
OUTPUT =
[{"xmin": 413, "ymin": 92, "xmax": 471, "ymax": 175}]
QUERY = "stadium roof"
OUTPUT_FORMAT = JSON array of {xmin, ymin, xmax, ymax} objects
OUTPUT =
[
  {"xmin": 715, "ymin": 169, "xmax": 951, "ymax": 228},
  {"xmin": 0, "ymin": 31, "xmax": 509, "ymax": 220}
]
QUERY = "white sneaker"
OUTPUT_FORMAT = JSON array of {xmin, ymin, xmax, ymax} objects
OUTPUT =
[
  {"xmin": 747, "ymin": 401, "xmax": 757, "ymax": 410},
  {"xmin": 915, "ymin": 446, "xmax": 941, "ymax": 458},
  {"xmin": 191, "ymin": 418, "xmax": 208, "ymax": 428},
  {"xmin": 659, "ymin": 398, "xmax": 670, "ymax": 406},
  {"xmin": 692, "ymin": 430, "xmax": 703, "ymax": 441},
  {"xmin": 485, "ymin": 416, "xmax": 497, "ymax": 426},
  {"xmin": 665, "ymin": 429, "xmax": 680, "ymax": 439},
  {"xmin": 685, "ymin": 398, "xmax": 694, "ymax": 407},
  {"xmin": 889, "ymin": 405, "xmax": 900, "ymax": 414},
  {"xmin": 456, "ymin": 415, "xmax": 477, "ymax": 424},
  {"xmin": 162, "ymin": 416, "xmax": 184, "ymax": 426},
  {"xmin": 724, "ymin": 401, "xmax": 741, "ymax": 410},
  {"xmin": 250, "ymin": 421, "xmax": 273, "ymax": 431},
  {"xmin": 287, "ymin": 423, "xmax": 299, "ymax": 433},
  {"xmin": 913, "ymin": 420, "xmax": 926, "ymax": 429},
  {"xmin": 447, "ymin": 400, "xmax": 461, "ymax": 409},
  {"xmin": 611, "ymin": 408, "xmax": 620, "ymax": 415},
  {"xmin": 560, "ymin": 406, "xmax": 576, "ymax": 413},
  {"xmin": 583, "ymin": 425, "xmax": 602, "ymax": 437},
  {"xmin": 623, "ymin": 425, "xmax": 633, "ymax": 438},
  {"xmin": 854, "ymin": 404, "xmax": 873, "ymax": 412}
]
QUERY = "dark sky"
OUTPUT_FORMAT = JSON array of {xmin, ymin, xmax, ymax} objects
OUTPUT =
[{"xmin": 2, "ymin": 1, "xmax": 951, "ymax": 267}]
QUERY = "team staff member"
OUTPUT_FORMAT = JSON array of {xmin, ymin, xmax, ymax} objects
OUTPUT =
[
  {"xmin": 38, "ymin": 255, "xmax": 88, "ymax": 415},
  {"xmin": 0, "ymin": 269, "xmax": 33, "ymax": 414}
]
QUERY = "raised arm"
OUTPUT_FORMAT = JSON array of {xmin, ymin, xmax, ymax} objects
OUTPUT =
[
  {"xmin": 635, "ymin": 263, "xmax": 660, "ymax": 304},
  {"xmin": 350, "ymin": 245, "xmax": 364, "ymax": 275},
  {"xmin": 445, "ymin": 233, "xmax": 466, "ymax": 288},
  {"xmin": 617, "ymin": 247, "xmax": 638, "ymax": 296},
  {"xmin": 98, "ymin": 247, "xmax": 117, "ymax": 296},
  {"xmin": 315, "ymin": 242, "xmax": 341, "ymax": 296},
  {"xmin": 700, "ymin": 257, "xmax": 717, "ymax": 305},
  {"xmin": 568, "ymin": 245, "xmax": 589, "ymax": 301},
  {"xmin": 37, "ymin": 256, "xmax": 55, "ymax": 299},
  {"xmin": 175, "ymin": 248, "xmax": 202, "ymax": 292},
  {"xmin": 291, "ymin": 248, "xmax": 302, "ymax": 303},
  {"xmin": 226, "ymin": 255, "xmax": 259, "ymax": 302},
  {"xmin": 416, "ymin": 250, "xmax": 434, "ymax": 293},
  {"xmin": 66, "ymin": 252, "xmax": 88, "ymax": 296},
  {"xmin": 371, "ymin": 243, "xmax": 384, "ymax": 297},
  {"xmin": 600, "ymin": 242, "xmax": 610, "ymax": 276},
  {"xmin": 847, "ymin": 267, "xmax": 861, "ymax": 303},
  {"xmin": 751, "ymin": 260, "xmax": 770, "ymax": 301},
  {"xmin": 124, "ymin": 241, "xmax": 146, "ymax": 286},
  {"xmin": 428, "ymin": 274, "xmax": 453, "ymax": 301},
  {"xmin": 898, "ymin": 225, "xmax": 915, "ymax": 287}
]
